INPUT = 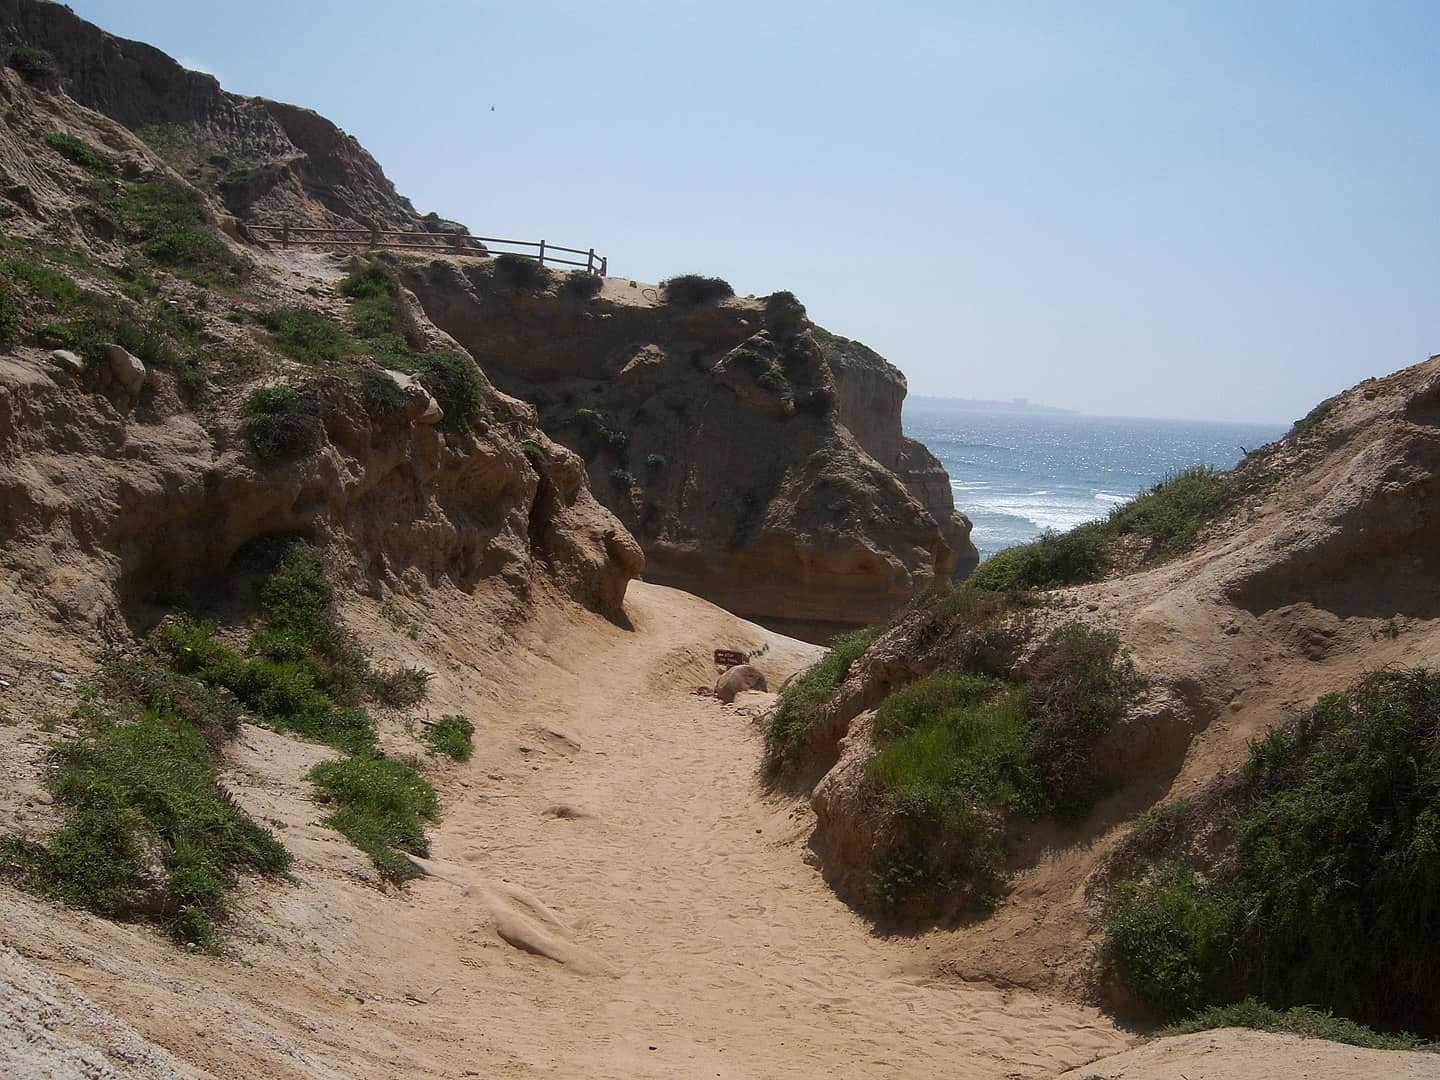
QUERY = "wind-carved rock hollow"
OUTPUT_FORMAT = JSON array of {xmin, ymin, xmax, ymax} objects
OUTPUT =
[{"xmin": 404, "ymin": 266, "xmax": 977, "ymax": 641}]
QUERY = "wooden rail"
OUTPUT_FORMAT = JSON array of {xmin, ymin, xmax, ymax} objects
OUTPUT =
[{"xmin": 243, "ymin": 223, "xmax": 608, "ymax": 275}]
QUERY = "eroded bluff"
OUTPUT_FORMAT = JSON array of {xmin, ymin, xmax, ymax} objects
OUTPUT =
[
  {"xmin": 0, "ymin": 0, "xmax": 454, "ymax": 231},
  {"xmin": 403, "ymin": 265, "xmax": 977, "ymax": 639}
]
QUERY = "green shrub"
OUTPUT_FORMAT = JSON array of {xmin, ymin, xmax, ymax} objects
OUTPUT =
[
  {"xmin": 1290, "ymin": 400, "xmax": 1335, "ymax": 438},
  {"xmin": 339, "ymin": 263, "xmax": 402, "ymax": 338},
  {"xmin": 409, "ymin": 351, "xmax": 486, "ymax": 431},
  {"xmin": 310, "ymin": 754, "xmax": 438, "ymax": 883},
  {"xmin": 661, "ymin": 274, "xmax": 734, "ymax": 305},
  {"xmin": 0, "ymin": 653, "xmax": 289, "ymax": 948},
  {"xmin": 1107, "ymin": 465, "xmax": 1228, "ymax": 555},
  {"xmin": 1103, "ymin": 667, "xmax": 1440, "ymax": 1035},
  {"xmin": 558, "ymin": 271, "xmax": 603, "ymax": 300},
  {"xmin": 0, "ymin": 284, "xmax": 19, "ymax": 343},
  {"xmin": 243, "ymin": 384, "xmax": 300, "ymax": 417},
  {"xmin": 872, "ymin": 682, "xmax": 1032, "ymax": 823},
  {"xmin": 426, "ymin": 715, "xmax": 475, "ymax": 761},
  {"xmin": 241, "ymin": 384, "xmax": 323, "ymax": 460},
  {"xmin": 112, "ymin": 180, "xmax": 240, "ymax": 279},
  {"xmin": 1164, "ymin": 1000, "xmax": 1439, "ymax": 1052},
  {"xmin": 44, "ymin": 131, "xmax": 113, "ymax": 175},
  {"xmin": 494, "ymin": 252, "xmax": 553, "ymax": 290},
  {"xmin": 1025, "ymin": 624, "xmax": 1140, "ymax": 812},
  {"xmin": 367, "ymin": 665, "xmax": 432, "ymax": 709},
  {"xmin": 1106, "ymin": 861, "xmax": 1243, "ymax": 1017},
  {"xmin": 609, "ymin": 468, "xmax": 638, "ymax": 490},
  {"xmin": 645, "ymin": 452, "xmax": 669, "ymax": 468},
  {"xmin": 862, "ymin": 624, "xmax": 1138, "ymax": 913},
  {"xmin": 762, "ymin": 626, "xmax": 879, "ymax": 779},
  {"xmin": 969, "ymin": 523, "xmax": 1107, "ymax": 591},
  {"xmin": 4, "ymin": 45, "xmax": 58, "ymax": 80},
  {"xmin": 263, "ymin": 308, "xmax": 355, "ymax": 365},
  {"xmin": 153, "ymin": 545, "xmax": 379, "ymax": 753}
]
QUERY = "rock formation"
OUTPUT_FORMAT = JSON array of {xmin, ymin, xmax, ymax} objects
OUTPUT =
[
  {"xmin": 0, "ymin": 0, "xmax": 440, "ymax": 230},
  {"xmin": 401, "ymin": 264, "xmax": 977, "ymax": 639},
  {"xmin": 815, "ymin": 327, "xmax": 978, "ymax": 577}
]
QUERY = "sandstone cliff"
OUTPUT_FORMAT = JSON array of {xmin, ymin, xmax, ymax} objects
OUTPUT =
[
  {"xmin": 815, "ymin": 326, "xmax": 978, "ymax": 578},
  {"xmin": 401, "ymin": 265, "xmax": 976, "ymax": 639},
  {"xmin": 0, "ymin": 56, "xmax": 639, "ymax": 662}
]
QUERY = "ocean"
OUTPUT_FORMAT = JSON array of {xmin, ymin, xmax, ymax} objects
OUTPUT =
[{"xmin": 903, "ymin": 405, "xmax": 1289, "ymax": 560}]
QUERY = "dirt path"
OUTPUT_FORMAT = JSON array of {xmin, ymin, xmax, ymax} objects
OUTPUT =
[
  {"xmin": 1, "ymin": 582, "xmax": 1130, "ymax": 1078},
  {"xmin": 362, "ymin": 582, "xmax": 1129, "ymax": 1078}
]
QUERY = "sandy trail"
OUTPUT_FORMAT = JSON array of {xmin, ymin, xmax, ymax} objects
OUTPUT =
[
  {"xmin": 374, "ymin": 582, "xmax": 1128, "ymax": 1078},
  {"xmin": 1, "ymin": 581, "xmax": 1130, "ymax": 1078}
]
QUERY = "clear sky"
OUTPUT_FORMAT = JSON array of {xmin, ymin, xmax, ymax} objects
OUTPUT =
[{"xmin": 66, "ymin": 1, "xmax": 1440, "ymax": 423}]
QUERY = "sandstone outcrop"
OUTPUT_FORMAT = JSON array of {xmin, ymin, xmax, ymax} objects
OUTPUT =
[
  {"xmin": 815, "ymin": 327, "xmax": 978, "ymax": 577},
  {"xmin": 401, "ymin": 263, "xmax": 976, "ymax": 639},
  {"xmin": 0, "ymin": 55, "xmax": 640, "ymax": 652},
  {"xmin": 0, "ymin": 0, "xmax": 444, "ymax": 231}
]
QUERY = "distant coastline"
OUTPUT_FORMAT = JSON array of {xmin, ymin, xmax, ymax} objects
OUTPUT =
[{"xmin": 908, "ymin": 395, "xmax": 1078, "ymax": 416}]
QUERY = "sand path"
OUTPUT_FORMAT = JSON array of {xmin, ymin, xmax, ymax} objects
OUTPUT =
[{"xmin": 370, "ymin": 582, "xmax": 1129, "ymax": 1078}]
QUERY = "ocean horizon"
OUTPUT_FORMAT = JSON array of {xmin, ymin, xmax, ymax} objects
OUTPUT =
[{"xmin": 904, "ymin": 404, "xmax": 1289, "ymax": 560}]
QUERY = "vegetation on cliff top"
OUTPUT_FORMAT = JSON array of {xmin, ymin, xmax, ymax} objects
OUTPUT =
[
  {"xmin": 1101, "ymin": 667, "xmax": 1440, "ymax": 1037},
  {"xmin": 661, "ymin": 273, "xmax": 734, "ymax": 305}
]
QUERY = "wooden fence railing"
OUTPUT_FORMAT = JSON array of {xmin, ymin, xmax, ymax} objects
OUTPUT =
[{"xmin": 242, "ymin": 223, "xmax": 608, "ymax": 275}]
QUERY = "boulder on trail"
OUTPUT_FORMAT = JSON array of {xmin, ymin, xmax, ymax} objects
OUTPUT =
[{"xmin": 715, "ymin": 664, "xmax": 767, "ymax": 703}]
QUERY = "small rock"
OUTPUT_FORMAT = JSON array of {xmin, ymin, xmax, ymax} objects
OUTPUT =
[
  {"xmin": 103, "ymin": 344, "xmax": 146, "ymax": 395},
  {"xmin": 714, "ymin": 664, "xmax": 767, "ymax": 703},
  {"xmin": 48, "ymin": 670, "xmax": 70, "ymax": 686},
  {"xmin": 487, "ymin": 773, "xmax": 506, "ymax": 781},
  {"xmin": 48, "ymin": 349, "xmax": 86, "ymax": 378}
]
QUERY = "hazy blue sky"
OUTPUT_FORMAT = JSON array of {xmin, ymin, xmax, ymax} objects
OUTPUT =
[{"xmin": 68, "ymin": 1, "xmax": 1439, "ymax": 423}]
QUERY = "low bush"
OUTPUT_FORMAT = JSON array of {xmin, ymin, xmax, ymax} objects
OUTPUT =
[
  {"xmin": 0, "ymin": 652, "xmax": 289, "ymax": 948},
  {"xmin": 609, "ymin": 468, "xmax": 638, "ymax": 490},
  {"xmin": 494, "ymin": 252, "xmax": 553, "ymax": 290},
  {"xmin": 310, "ymin": 754, "xmax": 438, "ymax": 883},
  {"xmin": 645, "ymin": 452, "xmax": 669, "ymax": 468},
  {"xmin": 112, "ymin": 180, "xmax": 241, "ymax": 280},
  {"xmin": 864, "ymin": 624, "xmax": 1139, "ymax": 913},
  {"xmin": 969, "ymin": 523, "xmax": 1107, "ymax": 591},
  {"xmin": 4, "ymin": 45, "xmax": 58, "ymax": 80},
  {"xmin": 409, "ymin": 351, "xmax": 487, "ymax": 431},
  {"xmin": 661, "ymin": 274, "xmax": 734, "ymax": 305},
  {"xmin": 1164, "ymin": 1000, "xmax": 1440, "ymax": 1052},
  {"xmin": 1107, "ymin": 465, "xmax": 1228, "ymax": 556},
  {"xmin": 263, "ymin": 307, "xmax": 356, "ymax": 365},
  {"xmin": 44, "ymin": 131, "xmax": 113, "ymax": 175},
  {"xmin": 762, "ymin": 626, "xmax": 879, "ymax": 779},
  {"xmin": 425, "ymin": 715, "xmax": 475, "ymax": 761},
  {"xmin": 339, "ymin": 263, "xmax": 401, "ymax": 338},
  {"xmin": 368, "ymin": 665, "xmax": 432, "ymax": 709},
  {"xmin": 558, "ymin": 271, "xmax": 603, "ymax": 300},
  {"xmin": 1106, "ymin": 861, "xmax": 1243, "ymax": 1017},
  {"xmin": 1102, "ymin": 667, "xmax": 1440, "ymax": 1036},
  {"xmin": 241, "ymin": 384, "xmax": 324, "ymax": 461}
]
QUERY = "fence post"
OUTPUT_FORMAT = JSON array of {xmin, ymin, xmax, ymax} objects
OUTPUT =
[
  {"xmin": 280, "ymin": 223, "xmax": 289, "ymax": 250},
  {"xmin": 586, "ymin": 248, "xmax": 595, "ymax": 274},
  {"xmin": 368, "ymin": 226, "xmax": 379, "ymax": 250},
  {"xmin": 537, "ymin": 240, "xmax": 546, "ymax": 267},
  {"xmin": 600, "ymin": 255, "xmax": 607, "ymax": 277}
]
